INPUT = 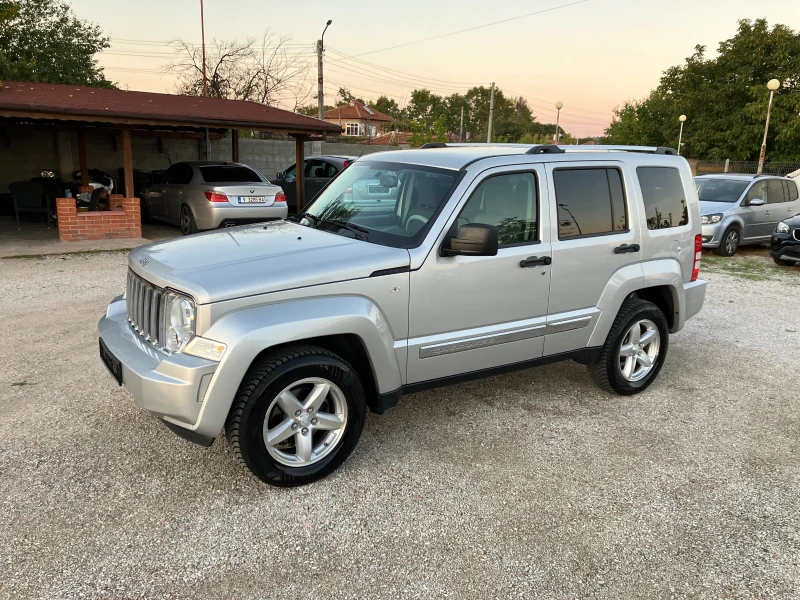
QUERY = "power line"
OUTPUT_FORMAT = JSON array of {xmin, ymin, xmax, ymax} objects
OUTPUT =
[
  {"xmin": 327, "ymin": 47, "xmax": 487, "ymax": 87},
  {"xmin": 329, "ymin": 0, "xmax": 590, "ymax": 61},
  {"xmin": 504, "ymin": 87, "xmax": 613, "ymax": 117}
]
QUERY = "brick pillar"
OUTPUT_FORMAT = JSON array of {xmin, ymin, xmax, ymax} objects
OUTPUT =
[
  {"xmin": 109, "ymin": 193, "xmax": 124, "ymax": 211},
  {"xmin": 121, "ymin": 197, "xmax": 142, "ymax": 238},
  {"xmin": 56, "ymin": 197, "xmax": 77, "ymax": 242}
]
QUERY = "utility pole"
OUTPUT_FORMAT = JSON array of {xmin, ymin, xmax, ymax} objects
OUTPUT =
[
  {"xmin": 487, "ymin": 82, "xmax": 495, "ymax": 143},
  {"xmin": 459, "ymin": 106, "xmax": 464, "ymax": 142},
  {"xmin": 318, "ymin": 20, "xmax": 332, "ymax": 120},
  {"xmin": 200, "ymin": 0, "xmax": 207, "ymax": 97}
]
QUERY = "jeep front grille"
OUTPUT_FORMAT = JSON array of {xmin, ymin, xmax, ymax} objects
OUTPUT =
[
  {"xmin": 794, "ymin": 229, "xmax": 800, "ymax": 242},
  {"xmin": 126, "ymin": 269, "xmax": 165, "ymax": 347}
]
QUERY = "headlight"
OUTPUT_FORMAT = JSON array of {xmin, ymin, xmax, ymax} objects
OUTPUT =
[
  {"xmin": 701, "ymin": 213, "xmax": 723, "ymax": 225},
  {"xmin": 776, "ymin": 221, "xmax": 790, "ymax": 234},
  {"xmin": 184, "ymin": 337, "xmax": 227, "ymax": 361},
  {"xmin": 163, "ymin": 291, "xmax": 195, "ymax": 353}
]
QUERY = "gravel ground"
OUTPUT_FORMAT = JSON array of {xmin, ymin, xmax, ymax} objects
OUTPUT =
[{"xmin": 1, "ymin": 251, "xmax": 799, "ymax": 599}]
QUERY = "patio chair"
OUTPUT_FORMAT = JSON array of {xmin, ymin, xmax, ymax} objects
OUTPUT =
[{"xmin": 8, "ymin": 181, "xmax": 48, "ymax": 230}]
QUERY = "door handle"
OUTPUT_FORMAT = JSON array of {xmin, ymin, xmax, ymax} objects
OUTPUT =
[
  {"xmin": 520, "ymin": 255, "xmax": 551, "ymax": 268},
  {"xmin": 614, "ymin": 244, "xmax": 640, "ymax": 254}
]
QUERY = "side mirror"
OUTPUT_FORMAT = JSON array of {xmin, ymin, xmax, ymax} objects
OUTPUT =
[
  {"xmin": 379, "ymin": 173, "xmax": 399, "ymax": 188},
  {"xmin": 747, "ymin": 198, "xmax": 765, "ymax": 206},
  {"xmin": 276, "ymin": 172, "xmax": 284, "ymax": 180},
  {"xmin": 442, "ymin": 223, "xmax": 498, "ymax": 257}
]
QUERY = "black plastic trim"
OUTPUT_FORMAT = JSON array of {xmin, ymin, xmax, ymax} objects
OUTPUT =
[
  {"xmin": 655, "ymin": 147, "xmax": 678, "ymax": 155},
  {"xmin": 419, "ymin": 142, "xmax": 449, "ymax": 149},
  {"xmin": 161, "ymin": 420, "xmax": 215, "ymax": 447},
  {"xmin": 525, "ymin": 144, "xmax": 566, "ymax": 154},
  {"xmin": 370, "ymin": 265, "xmax": 411, "ymax": 277},
  {"xmin": 371, "ymin": 348, "xmax": 603, "ymax": 413}
]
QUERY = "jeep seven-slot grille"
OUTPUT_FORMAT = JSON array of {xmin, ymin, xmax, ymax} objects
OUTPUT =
[{"xmin": 126, "ymin": 269, "xmax": 165, "ymax": 347}]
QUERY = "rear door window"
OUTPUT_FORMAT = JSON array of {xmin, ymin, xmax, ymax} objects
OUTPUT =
[
  {"xmin": 200, "ymin": 165, "xmax": 262, "ymax": 183},
  {"xmin": 637, "ymin": 167, "xmax": 688, "ymax": 230},
  {"xmin": 767, "ymin": 179, "xmax": 786, "ymax": 203},
  {"xmin": 554, "ymin": 168, "xmax": 628, "ymax": 238}
]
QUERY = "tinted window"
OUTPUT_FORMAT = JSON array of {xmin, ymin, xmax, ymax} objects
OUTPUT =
[
  {"xmin": 746, "ymin": 180, "xmax": 767, "ymax": 203},
  {"xmin": 767, "ymin": 179, "xmax": 786, "ymax": 203},
  {"xmin": 554, "ymin": 168, "xmax": 627, "ymax": 238},
  {"xmin": 283, "ymin": 164, "xmax": 297, "ymax": 179},
  {"xmin": 788, "ymin": 180, "xmax": 800, "ymax": 202},
  {"xmin": 305, "ymin": 159, "xmax": 337, "ymax": 178},
  {"xmin": 460, "ymin": 173, "xmax": 538, "ymax": 245},
  {"xmin": 695, "ymin": 178, "xmax": 749, "ymax": 203},
  {"xmin": 637, "ymin": 167, "xmax": 688, "ymax": 230},
  {"xmin": 199, "ymin": 165, "xmax": 262, "ymax": 183}
]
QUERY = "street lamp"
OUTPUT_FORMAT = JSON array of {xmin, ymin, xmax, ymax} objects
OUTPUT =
[
  {"xmin": 317, "ymin": 20, "xmax": 333, "ymax": 120},
  {"xmin": 677, "ymin": 114, "xmax": 687, "ymax": 156},
  {"xmin": 554, "ymin": 101, "xmax": 563, "ymax": 144},
  {"xmin": 757, "ymin": 78, "xmax": 781, "ymax": 175}
]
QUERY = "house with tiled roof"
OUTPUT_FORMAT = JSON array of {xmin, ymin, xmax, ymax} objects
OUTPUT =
[{"xmin": 323, "ymin": 101, "xmax": 393, "ymax": 138}]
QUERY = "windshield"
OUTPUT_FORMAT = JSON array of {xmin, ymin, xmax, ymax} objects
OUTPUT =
[
  {"xmin": 695, "ymin": 177, "xmax": 749, "ymax": 203},
  {"xmin": 299, "ymin": 160, "xmax": 460, "ymax": 248}
]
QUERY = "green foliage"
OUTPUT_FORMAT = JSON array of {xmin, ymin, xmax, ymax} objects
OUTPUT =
[
  {"xmin": 0, "ymin": 0, "xmax": 112, "ymax": 87},
  {"xmin": 335, "ymin": 87, "xmax": 355, "ymax": 107},
  {"xmin": 605, "ymin": 19, "xmax": 800, "ymax": 160}
]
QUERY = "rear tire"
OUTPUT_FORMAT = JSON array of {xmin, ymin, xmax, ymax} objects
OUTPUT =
[
  {"xmin": 589, "ymin": 298, "xmax": 669, "ymax": 395},
  {"xmin": 225, "ymin": 345, "xmax": 366, "ymax": 487},
  {"xmin": 180, "ymin": 204, "xmax": 198, "ymax": 235},
  {"xmin": 715, "ymin": 226, "xmax": 740, "ymax": 256}
]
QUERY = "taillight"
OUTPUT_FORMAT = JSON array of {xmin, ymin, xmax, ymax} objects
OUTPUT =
[
  {"xmin": 343, "ymin": 160, "xmax": 352, "ymax": 169},
  {"xmin": 204, "ymin": 191, "xmax": 228, "ymax": 203},
  {"xmin": 691, "ymin": 233, "xmax": 702, "ymax": 282},
  {"xmin": 274, "ymin": 191, "xmax": 286, "ymax": 204}
]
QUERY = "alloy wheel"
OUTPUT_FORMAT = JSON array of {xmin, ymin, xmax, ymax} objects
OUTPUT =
[
  {"xmin": 263, "ymin": 377, "xmax": 348, "ymax": 467},
  {"xmin": 180, "ymin": 206, "xmax": 192, "ymax": 234},
  {"xmin": 618, "ymin": 319, "xmax": 661, "ymax": 382},
  {"xmin": 725, "ymin": 230, "xmax": 739, "ymax": 255}
]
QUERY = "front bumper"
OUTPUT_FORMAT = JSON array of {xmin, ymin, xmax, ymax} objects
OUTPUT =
[
  {"xmin": 98, "ymin": 295, "xmax": 218, "ymax": 441},
  {"xmin": 193, "ymin": 203, "xmax": 288, "ymax": 230},
  {"xmin": 770, "ymin": 232, "xmax": 800, "ymax": 262},
  {"xmin": 701, "ymin": 222, "xmax": 724, "ymax": 247}
]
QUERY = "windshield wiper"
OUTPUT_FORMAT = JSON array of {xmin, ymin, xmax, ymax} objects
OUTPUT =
[{"xmin": 321, "ymin": 219, "xmax": 370, "ymax": 240}]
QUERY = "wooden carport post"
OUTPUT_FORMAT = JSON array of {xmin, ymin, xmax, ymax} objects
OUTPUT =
[
  {"xmin": 293, "ymin": 134, "xmax": 307, "ymax": 212},
  {"xmin": 121, "ymin": 127, "xmax": 134, "ymax": 198},
  {"xmin": 231, "ymin": 128, "xmax": 239, "ymax": 162}
]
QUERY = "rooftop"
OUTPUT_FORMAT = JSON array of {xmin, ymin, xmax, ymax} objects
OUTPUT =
[{"xmin": 0, "ymin": 81, "xmax": 342, "ymax": 134}]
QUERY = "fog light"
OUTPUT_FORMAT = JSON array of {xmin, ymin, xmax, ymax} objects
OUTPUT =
[{"xmin": 184, "ymin": 337, "xmax": 227, "ymax": 361}]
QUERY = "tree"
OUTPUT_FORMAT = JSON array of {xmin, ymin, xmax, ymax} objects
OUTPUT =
[
  {"xmin": 167, "ymin": 30, "xmax": 311, "ymax": 108},
  {"xmin": 0, "ymin": 0, "xmax": 112, "ymax": 87},
  {"xmin": 605, "ymin": 19, "xmax": 800, "ymax": 160},
  {"xmin": 335, "ymin": 87, "xmax": 355, "ymax": 107}
]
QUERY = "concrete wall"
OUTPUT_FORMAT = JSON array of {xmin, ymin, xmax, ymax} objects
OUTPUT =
[{"xmin": 0, "ymin": 128, "xmax": 400, "ymax": 194}]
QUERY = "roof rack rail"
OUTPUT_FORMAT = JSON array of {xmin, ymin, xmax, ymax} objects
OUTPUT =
[
  {"xmin": 418, "ymin": 142, "xmax": 566, "ymax": 153},
  {"xmin": 557, "ymin": 145, "xmax": 679, "ymax": 155}
]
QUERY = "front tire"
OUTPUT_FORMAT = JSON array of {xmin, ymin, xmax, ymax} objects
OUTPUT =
[
  {"xmin": 225, "ymin": 345, "xmax": 366, "ymax": 487},
  {"xmin": 589, "ymin": 298, "xmax": 669, "ymax": 395},
  {"xmin": 180, "ymin": 204, "xmax": 198, "ymax": 235},
  {"xmin": 715, "ymin": 226, "xmax": 740, "ymax": 256}
]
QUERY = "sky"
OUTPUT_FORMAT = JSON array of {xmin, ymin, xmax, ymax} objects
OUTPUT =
[{"xmin": 71, "ymin": 0, "xmax": 799, "ymax": 137}]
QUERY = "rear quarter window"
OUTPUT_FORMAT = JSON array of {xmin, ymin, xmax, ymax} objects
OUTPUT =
[
  {"xmin": 637, "ymin": 167, "xmax": 689, "ymax": 230},
  {"xmin": 199, "ymin": 166, "xmax": 263, "ymax": 183}
]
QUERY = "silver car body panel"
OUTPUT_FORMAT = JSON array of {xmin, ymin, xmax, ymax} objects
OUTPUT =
[{"xmin": 101, "ymin": 146, "xmax": 707, "ymax": 440}]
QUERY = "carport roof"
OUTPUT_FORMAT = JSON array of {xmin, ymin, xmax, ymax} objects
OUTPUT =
[{"xmin": 0, "ymin": 81, "xmax": 342, "ymax": 135}]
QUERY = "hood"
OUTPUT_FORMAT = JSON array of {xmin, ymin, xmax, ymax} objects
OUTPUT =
[
  {"xmin": 699, "ymin": 200, "xmax": 737, "ymax": 216},
  {"xmin": 129, "ymin": 221, "xmax": 410, "ymax": 304},
  {"xmin": 784, "ymin": 212, "xmax": 800, "ymax": 227}
]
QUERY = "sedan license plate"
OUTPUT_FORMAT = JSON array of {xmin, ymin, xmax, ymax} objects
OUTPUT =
[
  {"xmin": 239, "ymin": 196, "xmax": 267, "ymax": 204},
  {"xmin": 368, "ymin": 186, "xmax": 388, "ymax": 194},
  {"xmin": 99, "ymin": 338, "xmax": 123, "ymax": 386}
]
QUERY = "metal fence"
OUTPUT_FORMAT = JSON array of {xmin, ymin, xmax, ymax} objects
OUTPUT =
[{"xmin": 696, "ymin": 160, "xmax": 800, "ymax": 176}]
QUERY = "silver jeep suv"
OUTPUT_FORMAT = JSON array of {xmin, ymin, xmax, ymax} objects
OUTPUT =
[{"xmin": 98, "ymin": 144, "xmax": 707, "ymax": 487}]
